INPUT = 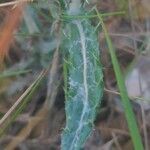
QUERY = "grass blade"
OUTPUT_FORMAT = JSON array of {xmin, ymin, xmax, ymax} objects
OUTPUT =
[
  {"xmin": 95, "ymin": 8, "xmax": 144, "ymax": 150},
  {"xmin": 62, "ymin": 11, "xmax": 125, "ymax": 20},
  {"xmin": 0, "ymin": 69, "xmax": 31, "ymax": 79}
]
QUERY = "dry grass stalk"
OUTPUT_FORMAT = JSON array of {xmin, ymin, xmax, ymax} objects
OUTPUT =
[{"xmin": 5, "ymin": 49, "xmax": 61, "ymax": 149}]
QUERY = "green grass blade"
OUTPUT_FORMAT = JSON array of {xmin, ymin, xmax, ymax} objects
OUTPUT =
[
  {"xmin": 0, "ymin": 69, "xmax": 31, "ymax": 79},
  {"xmin": 95, "ymin": 8, "xmax": 144, "ymax": 150},
  {"xmin": 62, "ymin": 11, "xmax": 125, "ymax": 20}
]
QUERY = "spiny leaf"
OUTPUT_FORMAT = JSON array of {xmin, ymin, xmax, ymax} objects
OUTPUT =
[{"xmin": 61, "ymin": 9, "xmax": 103, "ymax": 150}]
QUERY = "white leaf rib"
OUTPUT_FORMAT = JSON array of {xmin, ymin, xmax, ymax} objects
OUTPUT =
[
  {"xmin": 69, "ymin": 20, "xmax": 89, "ymax": 150},
  {"xmin": 76, "ymin": 21, "xmax": 88, "ymax": 105}
]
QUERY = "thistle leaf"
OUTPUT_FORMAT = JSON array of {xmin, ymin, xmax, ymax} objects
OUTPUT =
[{"xmin": 61, "ymin": 13, "xmax": 103, "ymax": 149}]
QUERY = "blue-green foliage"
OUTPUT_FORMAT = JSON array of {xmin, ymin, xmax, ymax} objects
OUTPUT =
[{"xmin": 61, "ymin": 12, "xmax": 104, "ymax": 149}]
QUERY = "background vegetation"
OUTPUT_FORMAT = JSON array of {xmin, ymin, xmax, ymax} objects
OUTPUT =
[{"xmin": 0, "ymin": 0, "xmax": 150, "ymax": 149}]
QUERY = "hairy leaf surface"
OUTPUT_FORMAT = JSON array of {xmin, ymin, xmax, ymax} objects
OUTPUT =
[{"xmin": 61, "ymin": 13, "xmax": 104, "ymax": 150}]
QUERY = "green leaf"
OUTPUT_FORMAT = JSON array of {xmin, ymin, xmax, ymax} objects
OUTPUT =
[{"xmin": 61, "ymin": 12, "xmax": 103, "ymax": 149}]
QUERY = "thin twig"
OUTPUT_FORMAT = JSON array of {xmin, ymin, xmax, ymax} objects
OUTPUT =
[
  {"xmin": 0, "ymin": 0, "xmax": 33, "ymax": 7},
  {"xmin": 104, "ymin": 88, "xmax": 148, "ymax": 101},
  {"xmin": 128, "ymin": 0, "xmax": 138, "ymax": 56},
  {"xmin": 112, "ymin": 132, "xmax": 122, "ymax": 150}
]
